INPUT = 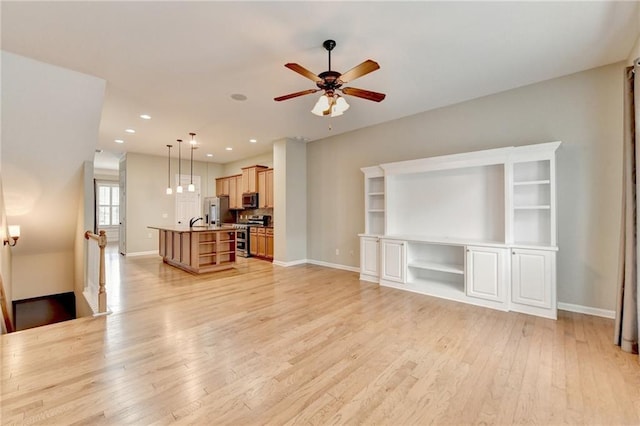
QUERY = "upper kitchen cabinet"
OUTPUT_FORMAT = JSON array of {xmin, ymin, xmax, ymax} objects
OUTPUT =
[
  {"xmin": 216, "ymin": 177, "xmax": 230, "ymax": 197},
  {"xmin": 258, "ymin": 169, "xmax": 274, "ymax": 208},
  {"xmin": 229, "ymin": 175, "xmax": 243, "ymax": 209},
  {"xmin": 242, "ymin": 165, "xmax": 268, "ymax": 194}
]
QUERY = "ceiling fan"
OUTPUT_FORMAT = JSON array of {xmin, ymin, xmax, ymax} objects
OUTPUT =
[{"xmin": 274, "ymin": 39, "xmax": 386, "ymax": 116}]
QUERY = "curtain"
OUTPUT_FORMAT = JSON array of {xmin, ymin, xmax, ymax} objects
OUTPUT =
[{"xmin": 615, "ymin": 59, "xmax": 639, "ymax": 355}]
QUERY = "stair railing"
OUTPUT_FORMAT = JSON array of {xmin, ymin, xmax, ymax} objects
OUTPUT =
[{"xmin": 84, "ymin": 230, "xmax": 107, "ymax": 314}]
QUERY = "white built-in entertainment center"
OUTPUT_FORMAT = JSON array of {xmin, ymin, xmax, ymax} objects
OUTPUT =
[{"xmin": 359, "ymin": 141, "xmax": 560, "ymax": 319}]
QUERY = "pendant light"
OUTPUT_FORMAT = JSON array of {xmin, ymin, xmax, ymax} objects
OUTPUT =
[
  {"xmin": 188, "ymin": 132, "xmax": 196, "ymax": 192},
  {"xmin": 165, "ymin": 144, "xmax": 173, "ymax": 195},
  {"xmin": 176, "ymin": 139, "xmax": 183, "ymax": 193}
]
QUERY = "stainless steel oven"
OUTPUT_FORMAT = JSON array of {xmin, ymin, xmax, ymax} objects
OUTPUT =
[{"xmin": 233, "ymin": 224, "xmax": 251, "ymax": 257}]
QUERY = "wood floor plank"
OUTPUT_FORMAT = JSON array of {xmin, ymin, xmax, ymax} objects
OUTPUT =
[{"xmin": 2, "ymin": 248, "xmax": 640, "ymax": 425}]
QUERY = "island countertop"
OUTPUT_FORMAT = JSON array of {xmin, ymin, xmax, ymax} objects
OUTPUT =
[
  {"xmin": 149, "ymin": 226, "xmax": 237, "ymax": 274},
  {"xmin": 147, "ymin": 224, "xmax": 235, "ymax": 233}
]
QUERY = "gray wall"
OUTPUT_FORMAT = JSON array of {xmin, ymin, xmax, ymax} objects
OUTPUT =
[
  {"xmin": 307, "ymin": 62, "xmax": 624, "ymax": 311},
  {"xmin": 273, "ymin": 138, "xmax": 307, "ymax": 263}
]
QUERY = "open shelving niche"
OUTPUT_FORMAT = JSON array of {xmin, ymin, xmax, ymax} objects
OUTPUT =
[
  {"xmin": 511, "ymin": 158, "xmax": 554, "ymax": 247},
  {"xmin": 362, "ymin": 166, "xmax": 385, "ymax": 236},
  {"xmin": 195, "ymin": 230, "xmax": 236, "ymax": 268},
  {"xmin": 406, "ymin": 241, "xmax": 465, "ymax": 299},
  {"xmin": 360, "ymin": 141, "xmax": 560, "ymax": 318}
]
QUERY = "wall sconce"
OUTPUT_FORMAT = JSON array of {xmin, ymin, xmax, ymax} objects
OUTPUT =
[{"xmin": 4, "ymin": 225, "xmax": 20, "ymax": 247}]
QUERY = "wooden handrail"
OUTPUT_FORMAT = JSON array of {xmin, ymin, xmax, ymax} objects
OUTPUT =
[{"xmin": 85, "ymin": 230, "xmax": 107, "ymax": 313}]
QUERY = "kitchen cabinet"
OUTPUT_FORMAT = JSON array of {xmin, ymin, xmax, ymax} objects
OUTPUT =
[
  {"xmin": 258, "ymin": 168, "xmax": 274, "ymax": 208},
  {"xmin": 257, "ymin": 228, "xmax": 266, "ymax": 257},
  {"xmin": 380, "ymin": 239, "xmax": 405, "ymax": 283},
  {"xmin": 216, "ymin": 177, "xmax": 230, "ymax": 197},
  {"xmin": 266, "ymin": 228, "xmax": 274, "ymax": 259},
  {"xmin": 235, "ymin": 175, "xmax": 243, "ymax": 208},
  {"xmin": 465, "ymin": 246, "xmax": 507, "ymax": 303},
  {"xmin": 242, "ymin": 165, "xmax": 268, "ymax": 194},
  {"xmin": 228, "ymin": 175, "xmax": 243, "ymax": 209},
  {"xmin": 250, "ymin": 228, "xmax": 258, "ymax": 256},
  {"xmin": 250, "ymin": 227, "xmax": 273, "ymax": 260},
  {"xmin": 150, "ymin": 226, "xmax": 236, "ymax": 274}
]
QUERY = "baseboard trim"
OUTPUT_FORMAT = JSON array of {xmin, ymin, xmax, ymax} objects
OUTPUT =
[
  {"xmin": 125, "ymin": 250, "xmax": 158, "ymax": 257},
  {"xmin": 558, "ymin": 302, "xmax": 615, "ymax": 319},
  {"xmin": 272, "ymin": 259, "xmax": 308, "ymax": 267},
  {"xmin": 272, "ymin": 258, "xmax": 359, "ymax": 273},
  {"xmin": 306, "ymin": 259, "xmax": 360, "ymax": 273}
]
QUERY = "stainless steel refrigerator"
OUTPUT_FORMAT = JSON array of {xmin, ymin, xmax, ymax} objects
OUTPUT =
[{"xmin": 203, "ymin": 197, "xmax": 232, "ymax": 226}]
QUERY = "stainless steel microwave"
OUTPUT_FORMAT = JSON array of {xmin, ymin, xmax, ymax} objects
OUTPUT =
[{"xmin": 242, "ymin": 193, "xmax": 258, "ymax": 209}]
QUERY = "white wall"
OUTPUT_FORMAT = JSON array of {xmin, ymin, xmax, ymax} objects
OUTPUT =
[
  {"xmin": 124, "ymin": 152, "xmax": 224, "ymax": 254},
  {"xmin": 307, "ymin": 62, "xmax": 624, "ymax": 312},
  {"xmin": 628, "ymin": 7, "xmax": 640, "ymax": 64},
  {"xmin": 1, "ymin": 51, "xmax": 105, "ymax": 300},
  {"xmin": 13, "ymin": 251, "xmax": 74, "ymax": 300},
  {"xmin": 0, "ymin": 178, "xmax": 15, "ymax": 330}
]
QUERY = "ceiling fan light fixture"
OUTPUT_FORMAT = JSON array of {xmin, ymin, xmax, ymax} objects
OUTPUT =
[
  {"xmin": 311, "ymin": 94, "xmax": 330, "ymax": 116},
  {"xmin": 332, "ymin": 96, "xmax": 349, "ymax": 116}
]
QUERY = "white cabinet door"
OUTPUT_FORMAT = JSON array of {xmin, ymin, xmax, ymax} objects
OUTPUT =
[
  {"xmin": 465, "ymin": 246, "xmax": 507, "ymax": 302},
  {"xmin": 511, "ymin": 248, "xmax": 554, "ymax": 309},
  {"xmin": 360, "ymin": 237, "xmax": 379, "ymax": 282},
  {"xmin": 380, "ymin": 239, "xmax": 406, "ymax": 283}
]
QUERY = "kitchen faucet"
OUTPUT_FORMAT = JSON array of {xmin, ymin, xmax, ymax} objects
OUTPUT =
[{"xmin": 189, "ymin": 217, "xmax": 203, "ymax": 227}]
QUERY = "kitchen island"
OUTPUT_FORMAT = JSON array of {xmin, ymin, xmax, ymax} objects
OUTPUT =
[{"xmin": 148, "ymin": 225, "xmax": 237, "ymax": 274}]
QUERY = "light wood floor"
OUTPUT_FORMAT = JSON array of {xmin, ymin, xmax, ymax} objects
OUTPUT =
[{"xmin": 2, "ymin": 250, "xmax": 640, "ymax": 425}]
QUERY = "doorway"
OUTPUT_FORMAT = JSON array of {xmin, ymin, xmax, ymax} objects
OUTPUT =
[{"xmin": 175, "ymin": 174, "xmax": 202, "ymax": 225}]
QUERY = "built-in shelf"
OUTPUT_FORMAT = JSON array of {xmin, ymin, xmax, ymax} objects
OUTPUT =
[
  {"xmin": 513, "ymin": 180, "xmax": 551, "ymax": 186},
  {"xmin": 408, "ymin": 277, "xmax": 465, "ymax": 297},
  {"xmin": 408, "ymin": 260, "xmax": 464, "ymax": 275},
  {"xmin": 361, "ymin": 141, "xmax": 560, "ymax": 319},
  {"xmin": 514, "ymin": 205, "xmax": 551, "ymax": 210}
]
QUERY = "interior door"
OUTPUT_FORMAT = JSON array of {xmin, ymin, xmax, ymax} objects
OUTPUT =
[
  {"xmin": 175, "ymin": 174, "xmax": 201, "ymax": 225},
  {"xmin": 118, "ymin": 157, "xmax": 126, "ymax": 255}
]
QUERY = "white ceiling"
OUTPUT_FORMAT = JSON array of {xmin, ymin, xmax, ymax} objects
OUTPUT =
[{"xmin": 2, "ymin": 1, "xmax": 638, "ymax": 167}]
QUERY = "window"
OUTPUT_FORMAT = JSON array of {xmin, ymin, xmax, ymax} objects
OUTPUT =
[{"xmin": 97, "ymin": 183, "xmax": 119, "ymax": 226}]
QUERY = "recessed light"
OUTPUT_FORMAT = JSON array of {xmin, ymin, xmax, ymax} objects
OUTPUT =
[
  {"xmin": 125, "ymin": 129, "xmax": 135, "ymax": 134},
  {"xmin": 225, "ymin": 147, "xmax": 233, "ymax": 151},
  {"xmin": 206, "ymin": 153, "xmax": 213, "ymax": 157},
  {"xmin": 230, "ymin": 93, "xmax": 247, "ymax": 101},
  {"xmin": 114, "ymin": 139, "xmax": 124, "ymax": 144},
  {"xmin": 139, "ymin": 114, "xmax": 151, "ymax": 120},
  {"xmin": 249, "ymin": 139, "xmax": 257, "ymax": 143}
]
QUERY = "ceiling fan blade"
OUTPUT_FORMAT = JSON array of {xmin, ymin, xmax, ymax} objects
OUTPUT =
[
  {"xmin": 341, "ymin": 87, "xmax": 386, "ymax": 102},
  {"xmin": 284, "ymin": 63, "xmax": 322, "ymax": 82},
  {"xmin": 338, "ymin": 60, "xmax": 380, "ymax": 84},
  {"xmin": 274, "ymin": 89, "xmax": 320, "ymax": 102}
]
